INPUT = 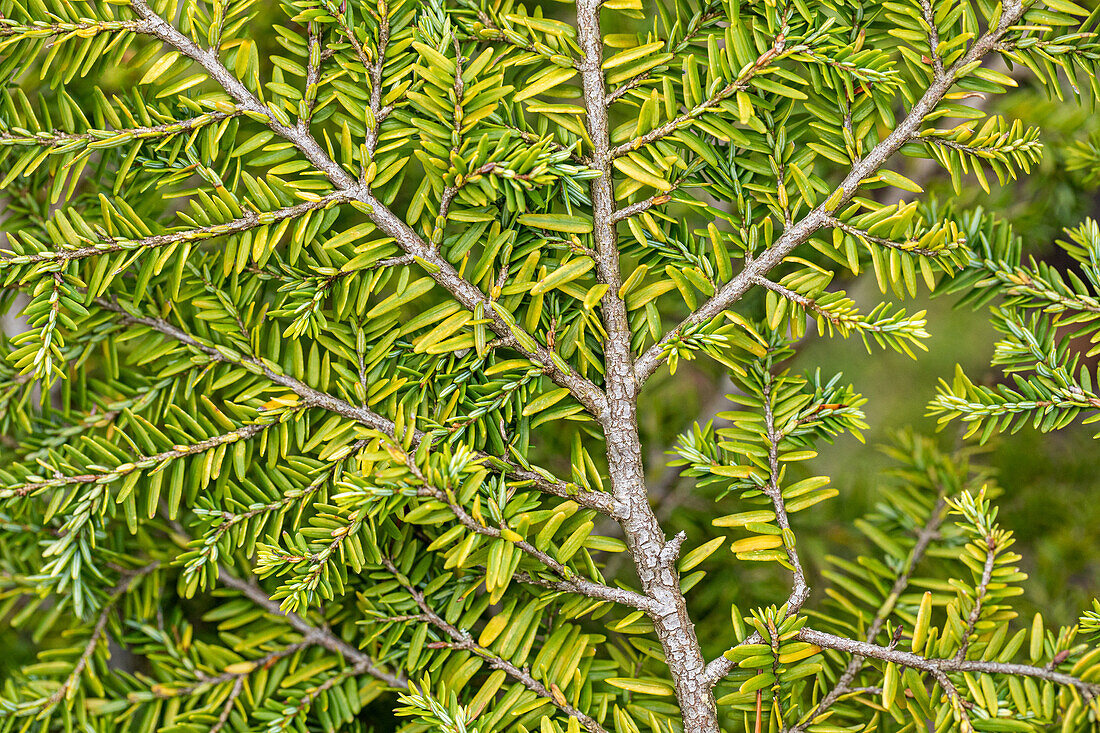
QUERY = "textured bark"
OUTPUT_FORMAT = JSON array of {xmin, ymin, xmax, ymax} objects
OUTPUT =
[{"xmin": 574, "ymin": 1, "xmax": 719, "ymax": 730}]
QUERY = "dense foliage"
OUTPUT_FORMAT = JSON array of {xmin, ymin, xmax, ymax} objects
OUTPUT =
[{"xmin": 1, "ymin": 0, "xmax": 1100, "ymax": 731}]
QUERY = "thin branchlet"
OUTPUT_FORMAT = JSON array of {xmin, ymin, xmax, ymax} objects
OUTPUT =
[
  {"xmin": 634, "ymin": 0, "xmax": 1031, "ymax": 384},
  {"xmin": 381, "ymin": 557, "xmax": 611, "ymax": 733},
  {"xmin": 93, "ymin": 297, "xmax": 613, "ymax": 514}
]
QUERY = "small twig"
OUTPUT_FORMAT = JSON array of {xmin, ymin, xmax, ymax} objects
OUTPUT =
[
  {"xmin": 798, "ymin": 627, "xmax": 1100, "ymax": 701},
  {"xmin": 155, "ymin": 642, "xmax": 310, "ymax": 700},
  {"xmin": 955, "ymin": 537, "xmax": 997, "ymax": 661},
  {"xmin": 381, "ymin": 557, "xmax": 610, "ymax": 733},
  {"xmin": 761, "ymin": 375, "xmax": 810, "ymax": 610},
  {"xmin": 217, "ymin": 567, "xmax": 407, "ymax": 688},
  {"xmin": 210, "ymin": 676, "xmax": 245, "ymax": 733},
  {"xmin": 299, "ymin": 22, "xmax": 323, "ymax": 126},
  {"xmin": 605, "ymin": 6, "xmax": 724, "ymax": 105},
  {"xmin": 364, "ymin": 3, "xmax": 390, "ymax": 161},
  {"xmin": 0, "ymin": 111, "xmax": 238, "ymax": 150},
  {"xmin": 608, "ymin": 34, "xmax": 787, "ymax": 159},
  {"xmin": 41, "ymin": 562, "xmax": 160, "ymax": 713},
  {"xmin": 821, "ymin": 214, "xmax": 951, "ymax": 258}
]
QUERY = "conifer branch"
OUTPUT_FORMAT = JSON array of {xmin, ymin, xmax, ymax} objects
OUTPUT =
[
  {"xmin": 797, "ymin": 627, "xmax": 1100, "ymax": 700},
  {"xmin": 954, "ymin": 541, "xmax": 996, "ymax": 661},
  {"xmin": 753, "ymin": 276, "xmax": 930, "ymax": 343},
  {"xmin": 151, "ymin": 642, "xmax": 311, "ymax": 700},
  {"xmin": 363, "ymin": 3, "xmax": 389, "ymax": 160},
  {"xmin": 381, "ymin": 558, "xmax": 611, "ymax": 733},
  {"xmin": 973, "ymin": 258, "xmax": 1100, "ymax": 314},
  {"xmin": 604, "ymin": 4, "xmax": 724, "ymax": 105},
  {"xmin": 3, "ymin": 0, "xmax": 1099, "ymax": 729},
  {"xmin": 610, "ymin": 192, "xmax": 672, "ymax": 224},
  {"xmin": 210, "ymin": 676, "xmax": 244, "ymax": 733},
  {"xmin": 38, "ymin": 562, "xmax": 160, "ymax": 714},
  {"xmin": 299, "ymin": 22, "xmax": 323, "ymax": 124},
  {"xmin": 192, "ymin": 440, "xmax": 370, "ymax": 562},
  {"xmin": 702, "ymin": 376, "xmax": 828, "ymax": 687},
  {"xmin": 127, "ymin": 0, "xmax": 607, "ymax": 420},
  {"xmin": 92, "ymin": 298, "xmax": 613, "ymax": 514},
  {"xmin": 1, "ymin": 191, "xmax": 350, "ymax": 266},
  {"xmin": 0, "ymin": 111, "xmax": 238, "ymax": 150},
  {"xmin": 217, "ymin": 568, "xmax": 406, "ymax": 689},
  {"xmin": 495, "ymin": 123, "xmax": 583, "ymax": 163},
  {"xmin": 634, "ymin": 0, "xmax": 1030, "ymax": 384},
  {"xmin": 3, "ymin": 424, "xmax": 269, "ymax": 498},
  {"xmin": 463, "ymin": 4, "xmax": 578, "ymax": 66},
  {"xmin": 821, "ymin": 214, "xmax": 954, "ymax": 258},
  {"xmin": 0, "ymin": 17, "xmax": 146, "ymax": 38}
]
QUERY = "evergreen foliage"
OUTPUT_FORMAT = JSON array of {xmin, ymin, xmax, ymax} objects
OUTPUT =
[{"xmin": 0, "ymin": 0, "xmax": 1099, "ymax": 731}]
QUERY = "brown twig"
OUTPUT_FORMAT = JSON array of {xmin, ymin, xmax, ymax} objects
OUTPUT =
[{"xmin": 381, "ymin": 557, "xmax": 610, "ymax": 733}]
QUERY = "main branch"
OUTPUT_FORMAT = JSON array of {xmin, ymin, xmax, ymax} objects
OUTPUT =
[
  {"xmin": 575, "ymin": 1, "xmax": 718, "ymax": 730},
  {"xmin": 634, "ymin": 0, "xmax": 1028, "ymax": 384}
]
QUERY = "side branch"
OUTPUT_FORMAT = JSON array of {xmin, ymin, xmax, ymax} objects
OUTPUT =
[
  {"xmin": 0, "ymin": 111, "xmax": 237, "ymax": 150},
  {"xmin": 406, "ymin": 465, "xmax": 653, "ymax": 611},
  {"xmin": 40, "ymin": 562, "xmax": 160, "ymax": 713},
  {"xmin": 1, "ymin": 191, "xmax": 351, "ymax": 267},
  {"xmin": 93, "ymin": 299, "xmax": 613, "ymax": 515},
  {"xmin": 609, "ymin": 36, "xmax": 785, "ymax": 159},
  {"xmin": 634, "ymin": 2, "xmax": 1029, "ymax": 384},
  {"xmin": 610, "ymin": 193, "xmax": 672, "ymax": 224},
  {"xmin": 703, "ymin": 377, "xmax": 811, "ymax": 685},
  {"xmin": 4, "ymin": 424, "xmax": 268, "ymax": 497},
  {"xmin": 820, "ymin": 214, "xmax": 950, "ymax": 258},
  {"xmin": 761, "ymin": 377, "xmax": 809, "ymax": 606},
  {"xmin": 128, "ymin": 0, "xmax": 606, "ymax": 419},
  {"xmin": 217, "ymin": 567, "xmax": 406, "ymax": 689},
  {"xmin": 381, "ymin": 558, "xmax": 610, "ymax": 733},
  {"xmin": 798, "ymin": 627, "xmax": 1100, "ymax": 700}
]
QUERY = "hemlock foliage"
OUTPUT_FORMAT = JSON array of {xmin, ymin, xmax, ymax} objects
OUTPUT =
[{"xmin": 0, "ymin": 0, "xmax": 1099, "ymax": 731}]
